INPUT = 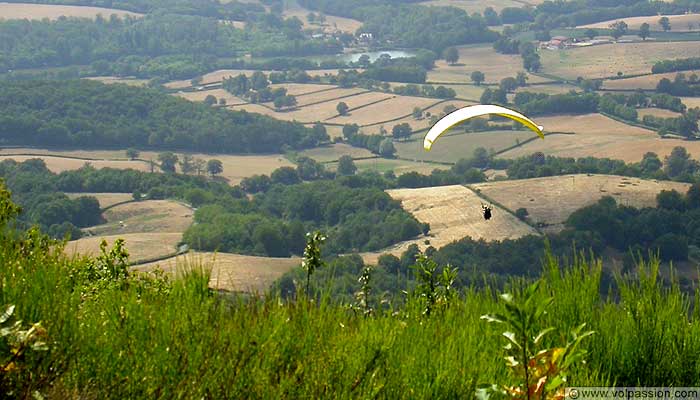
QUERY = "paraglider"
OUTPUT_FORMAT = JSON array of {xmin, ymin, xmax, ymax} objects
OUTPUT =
[
  {"xmin": 423, "ymin": 104, "xmax": 544, "ymax": 151},
  {"xmin": 423, "ymin": 105, "xmax": 544, "ymax": 222}
]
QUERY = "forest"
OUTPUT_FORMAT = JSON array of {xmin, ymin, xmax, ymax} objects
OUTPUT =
[
  {"xmin": 297, "ymin": 0, "xmax": 497, "ymax": 52},
  {"xmin": 0, "ymin": 80, "xmax": 326, "ymax": 153},
  {"xmin": 0, "ymin": 13, "xmax": 341, "ymax": 75}
]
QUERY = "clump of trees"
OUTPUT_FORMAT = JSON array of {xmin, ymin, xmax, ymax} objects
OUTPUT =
[{"xmin": 223, "ymin": 72, "xmax": 297, "ymax": 109}]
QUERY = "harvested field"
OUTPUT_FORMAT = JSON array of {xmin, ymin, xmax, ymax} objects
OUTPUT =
[
  {"xmin": 501, "ymin": 133, "xmax": 700, "ymax": 163},
  {"xmin": 269, "ymin": 83, "xmax": 334, "ymax": 96},
  {"xmin": 602, "ymin": 70, "xmax": 700, "ymax": 90},
  {"xmin": 293, "ymin": 87, "xmax": 368, "ymax": 107},
  {"xmin": 440, "ymin": 84, "xmax": 486, "ymax": 101},
  {"xmin": 133, "ymin": 252, "xmax": 300, "ymax": 293},
  {"xmin": 361, "ymin": 185, "xmax": 539, "ymax": 264},
  {"xmin": 427, "ymin": 45, "xmax": 555, "ymax": 84},
  {"xmin": 329, "ymin": 96, "xmax": 438, "ymax": 126},
  {"xmin": 638, "ymin": 108, "xmax": 682, "ymax": 118},
  {"xmin": 395, "ymin": 130, "xmax": 538, "ymax": 163},
  {"xmin": 83, "ymin": 200, "xmax": 193, "ymax": 237},
  {"xmin": 535, "ymin": 113, "xmax": 653, "ymax": 137},
  {"xmin": 84, "ymin": 76, "xmax": 149, "ymax": 86},
  {"xmin": 0, "ymin": 148, "xmax": 293, "ymax": 186},
  {"xmin": 0, "ymin": 155, "xmax": 150, "ymax": 173},
  {"xmin": 174, "ymin": 88, "xmax": 247, "ymax": 105},
  {"xmin": 361, "ymin": 99, "xmax": 476, "ymax": 134},
  {"xmin": 471, "ymin": 174, "xmax": 691, "ymax": 232},
  {"xmin": 66, "ymin": 233, "xmax": 182, "ymax": 263},
  {"xmin": 681, "ymin": 97, "xmax": 700, "ymax": 109},
  {"xmin": 540, "ymin": 41, "xmax": 700, "ymax": 80},
  {"xmin": 0, "ymin": 2, "xmax": 142, "ymax": 20},
  {"xmin": 579, "ymin": 14, "xmax": 700, "ymax": 32},
  {"xmin": 298, "ymin": 143, "xmax": 375, "ymax": 163},
  {"xmin": 65, "ymin": 192, "xmax": 133, "ymax": 209}
]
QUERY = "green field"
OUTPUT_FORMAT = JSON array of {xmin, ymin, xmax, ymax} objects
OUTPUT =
[
  {"xmin": 326, "ymin": 157, "xmax": 449, "ymax": 175},
  {"xmin": 395, "ymin": 129, "xmax": 538, "ymax": 163}
]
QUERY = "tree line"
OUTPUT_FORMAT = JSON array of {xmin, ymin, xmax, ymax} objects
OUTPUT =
[{"xmin": 0, "ymin": 80, "xmax": 326, "ymax": 153}]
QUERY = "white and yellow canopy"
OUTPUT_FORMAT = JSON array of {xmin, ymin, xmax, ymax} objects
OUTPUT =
[{"xmin": 423, "ymin": 104, "xmax": 544, "ymax": 151}]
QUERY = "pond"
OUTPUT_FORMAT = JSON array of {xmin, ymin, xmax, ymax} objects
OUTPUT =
[{"xmin": 337, "ymin": 50, "xmax": 418, "ymax": 63}]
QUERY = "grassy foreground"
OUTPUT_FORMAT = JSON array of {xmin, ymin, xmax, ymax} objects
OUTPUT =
[{"xmin": 2, "ymin": 191, "xmax": 700, "ymax": 398}]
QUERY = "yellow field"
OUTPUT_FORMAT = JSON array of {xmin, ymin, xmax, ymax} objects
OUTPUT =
[
  {"xmin": 298, "ymin": 143, "xmax": 375, "ymax": 163},
  {"xmin": 497, "ymin": 113, "xmax": 700, "ymax": 163},
  {"xmin": 535, "ymin": 113, "xmax": 653, "ymax": 136},
  {"xmin": 471, "ymin": 174, "xmax": 691, "ymax": 232},
  {"xmin": 0, "ymin": 155, "xmax": 151, "ymax": 173},
  {"xmin": 133, "ymin": 252, "xmax": 300, "ymax": 293},
  {"xmin": 681, "ymin": 97, "xmax": 700, "ymax": 109},
  {"xmin": 579, "ymin": 14, "xmax": 700, "ymax": 32},
  {"xmin": 395, "ymin": 129, "xmax": 538, "ymax": 163},
  {"xmin": 269, "ymin": 83, "xmax": 335, "ymax": 96},
  {"xmin": 541, "ymin": 41, "xmax": 700, "ymax": 79},
  {"xmin": 514, "ymin": 83, "xmax": 579, "ymax": 95},
  {"xmin": 361, "ymin": 99, "xmax": 476, "ymax": 134},
  {"xmin": 329, "ymin": 96, "xmax": 438, "ymax": 126},
  {"xmin": 0, "ymin": 148, "xmax": 293, "ymax": 186},
  {"xmin": 0, "ymin": 2, "xmax": 142, "ymax": 20},
  {"xmin": 84, "ymin": 200, "xmax": 193, "ymax": 237},
  {"xmin": 66, "ymin": 199, "xmax": 193, "ymax": 263},
  {"xmin": 361, "ymin": 184, "xmax": 539, "ymax": 264},
  {"xmin": 638, "ymin": 107, "xmax": 682, "ymax": 118},
  {"xmin": 174, "ymin": 88, "xmax": 247, "ymax": 105},
  {"xmin": 66, "ymin": 233, "xmax": 183, "ymax": 263},
  {"xmin": 602, "ymin": 70, "xmax": 700, "ymax": 90},
  {"xmin": 65, "ymin": 192, "xmax": 133, "ymax": 209},
  {"xmin": 427, "ymin": 45, "xmax": 555, "ymax": 84},
  {"xmin": 282, "ymin": 2, "xmax": 362, "ymax": 34},
  {"xmin": 84, "ymin": 76, "xmax": 149, "ymax": 87},
  {"xmin": 440, "ymin": 84, "xmax": 486, "ymax": 101},
  {"xmin": 293, "ymin": 87, "xmax": 368, "ymax": 107}
]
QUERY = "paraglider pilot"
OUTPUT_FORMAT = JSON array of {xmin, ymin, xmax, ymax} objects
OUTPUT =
[{"xmin": 481, "ymin": 203, "xmax": 492, "ymax": 221}]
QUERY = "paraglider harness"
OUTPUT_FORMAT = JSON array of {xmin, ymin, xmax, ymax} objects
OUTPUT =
[{"xmin": 481, "ymin": 203, "xmax": 492, "ymax": 220}]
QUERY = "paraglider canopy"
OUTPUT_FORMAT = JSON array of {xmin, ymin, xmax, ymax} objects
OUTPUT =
[{"xmin": 423, "ymin": 104, "xmax": 544, "ymax": 151}]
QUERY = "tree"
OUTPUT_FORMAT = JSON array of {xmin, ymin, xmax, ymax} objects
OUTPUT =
[
  {"xmin": 218, "ymin": 98, "xmax": 227, "ymax": 106},
  {"xmin": 336, "ymin": 101, "xmax": 349, "ymax": 116},
  {"xmin": 657, "ymin": 189, "xmax": 686, "ymax": 211},
  {"xmin": 638, "ymin": 22, "xmax": 651, "ymax": 41},
  {"xmin": 444, "ymin": 46, "xmax": 459, "ymax": 65},
  {"xmin": 471, "ymin": 71, "xmax": 485, "ymax": 85},
  {"xmin": 515, "ymin": 72, "xmax": 528, "ymax": 87},
  {"xmin": 686, "ymin": 183, "xmax": 700, "ymax": 209},
  {"xmin": 412, "ymin": 107, "xmax": 423, "ymax": 120},
  {"xmin": 206, "ymin": 159, "xmax": 223, "ymax": 177},
  {"xmin": 483, "ymin": 7, "xmax": 500, "ymax": 25},
  {"xmin": 126, "ymin": 148, "xmax": 140, "ymax": 160},
  {"xmin": 659, "ymin": 16, "xmax": 671, "ymax": 32},
  {"xmin": 204, "ymin": 95, "xmax": 217, "ymax": 106},
  {"xmin": 640, "ymin": 152, "xmax": 662, "ymax": 174},
  {"xmin": 379, "ymin": 138, "xmax": 396, "ymax": 157},
  {"xmin": 392, "ymin": 123, "xmax": 412, "ymax": 140},
  {"xmin": 664, "ymin": 146, "xmax": 691, "ymax": 177},
  {"xmin": 337, "ymin": 155, "xmax": 357, "ymax": 176},
  {"xmin": 342, "ymin": 124, "xmax": 359, "ymax": 140},
  {"xmin": 179, "ymin": 154, "xmax": 194, "ymax": 175},
  {"xmin": 585, "ymin": 28, "xmax": 597, "ymax": 40},
  {"xmin": 271, "ymin": 167, "xmax": 301, "ymax": 185},
  {"xmin": 609, "ymin": 21, "xmax": 628, "ymax": 40},
  {"xmin": 500, "ymin": 77, "xmax": 518, "ymax": 92},
  {"xmin": 515, "ymin": 207, "xmax": 529, "ymax": 220},
  {"xmin": 158, "ymin": 152, "xmax": 178, "ymax": 173},
  {"xmin": 193, "ymin": 158, "xmax": 206, "ymax": 176}
]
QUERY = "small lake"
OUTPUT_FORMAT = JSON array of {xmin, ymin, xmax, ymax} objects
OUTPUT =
[{"xmin": 337, "ymin": 50, "xmax": 418, "ymax": 63}]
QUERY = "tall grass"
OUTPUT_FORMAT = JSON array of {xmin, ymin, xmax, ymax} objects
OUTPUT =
[{"xmin": 2, "ymin": 228, "xmax": 700, "ymax": 397}]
